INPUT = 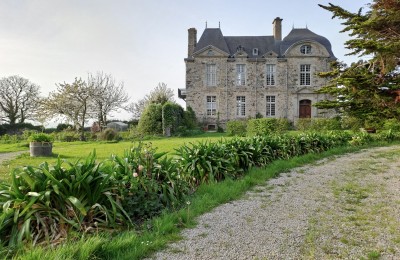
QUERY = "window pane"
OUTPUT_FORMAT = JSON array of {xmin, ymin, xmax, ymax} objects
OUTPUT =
[
  {"xmin": 206, "ymin": 95, "xmax": 217, "ymax": 116},
  {"xmin": 266, "ymin": 95, "xmax": 276, "ymax": 116},
  {"xmin": 266, "ymin": 64, "xmax": 275, "ymax": 86},
  {"xmin": 236, "ymin": 64, "xmax": 246, "ymax": 86},
  {"xmin": 300, "ymin": 64, "xmax": 311, "ymax": 85},
  {"xmin": 206, "ymin": 64, "xmax": 216, "ymax": 86},
  {"xmin": 236, "ymin": 96, "xmax": 246, "ymax": 116}
]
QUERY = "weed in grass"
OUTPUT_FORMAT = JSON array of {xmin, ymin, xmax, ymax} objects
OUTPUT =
[{"xmin": 366, "ymin": 250, "xmax": 381, "ymax": 260}]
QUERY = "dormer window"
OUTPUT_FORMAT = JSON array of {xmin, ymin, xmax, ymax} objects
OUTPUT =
[
  {"xmin": 253, "ymin": 48, "xmax": 259, "ymax": 56},
  {"xmin": 207, "ymin": 50, "xmax": 214, "ymax": 56},
  {"xmin": 300, "ymin": 45, "xmax": 312, "ymax": 54}
]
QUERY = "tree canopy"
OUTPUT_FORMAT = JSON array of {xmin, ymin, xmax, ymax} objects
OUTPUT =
[
  {"xmin": 0, "ymin": 75, "xmax": 40, "ymax": 125},
  {"xmin": 88, "ymin": 72, "xmax": 129, "ymax": 129},
  {"xmin": 128, "ymin": 82, "xmax": 174, "ymax": 119},
  {"xmin": 316, "ymin": 0, "xmax": 400, "ymax": 122}
]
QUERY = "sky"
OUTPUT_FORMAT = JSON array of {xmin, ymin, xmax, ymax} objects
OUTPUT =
[{"xmin": 0, "ymin": 0, "xmax": 371, "ymax": 123}]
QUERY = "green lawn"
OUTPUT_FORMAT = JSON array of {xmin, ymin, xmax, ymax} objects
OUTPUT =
[{"xmin": 0, "ymin": 133, "xmax": 229, "ymax": 181}]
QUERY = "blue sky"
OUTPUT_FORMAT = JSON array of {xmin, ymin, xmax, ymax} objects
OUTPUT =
[{"xmin": 0, "ymin": 0, "xmax": 371, "ymax": 121}]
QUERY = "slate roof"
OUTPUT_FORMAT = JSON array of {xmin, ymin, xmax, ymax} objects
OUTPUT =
[
  {"xmin": 281, "ymin": 28, "xmax": 336, "ymax": 58},
  {"xmin": 193, "ymin": 27, "xmax": 335, "ymax": 59}
]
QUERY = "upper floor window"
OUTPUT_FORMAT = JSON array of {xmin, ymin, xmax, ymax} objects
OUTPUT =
[
  {"xmin": 266, "ymin": 95, "xmax": 276, "ymax": 117},
  {"xmin": 266, "ymin": 64, "xmax": 276, "ymax": 86},
  {"xmin": 300, "ymin": 45, "xmax": 312, "ymax": 54},
  {"xmin": 236, "ymin": 96, "xmax": 246, "ymax": 117},
  {"xmin": 300, "ymin": 64, "xmax": 311, "ymax": 85},
  {"xmin": 206, "ymin": 96, "xmax": 217, "ymax": 116},
  {"xmin": 236, "ymin": 64, "xmax": 246, "ymax": 86},
  {"xmin": 206, "ymin": 64, "xmax": 217, "ymax": 86}
]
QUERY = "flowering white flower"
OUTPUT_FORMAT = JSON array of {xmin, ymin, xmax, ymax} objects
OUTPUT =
[{"xmin": 133, "ymin": 172, "xmax": 138, "ymax": 178}]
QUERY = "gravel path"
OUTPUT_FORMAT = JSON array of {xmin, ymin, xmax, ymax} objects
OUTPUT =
[
  {"xmin": 0, "ymin": 151, "xmax": 25, "ymax": 164},
  {"xmin": 147, "ymin": 145, "xmax": 400, "ymax": 260}
]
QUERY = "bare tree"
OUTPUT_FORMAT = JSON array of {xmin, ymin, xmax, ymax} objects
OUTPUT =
[
  {"xmin": 88, "ymin": 72, "xmax": 129, "ymax": 129},
  {"xmin": 128, "ymin": 82, "xmax": 174, "ymax": 119},
  {"xmin": 42, "ymin": 78, "xmax": 94, "ymax": 140},
  {"xmin": 0, "ymin": 75, "xmax": 40, "ymax": 125}
]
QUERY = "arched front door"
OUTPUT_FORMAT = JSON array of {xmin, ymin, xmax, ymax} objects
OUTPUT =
[{"xmin": 299, "ymin": 99, "xmax": 311, "ymax": 118}]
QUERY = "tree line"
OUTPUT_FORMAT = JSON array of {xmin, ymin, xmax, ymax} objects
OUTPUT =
[{"xmin": 0, "ymin": 72, "xmax": 191, "ymax": 139}]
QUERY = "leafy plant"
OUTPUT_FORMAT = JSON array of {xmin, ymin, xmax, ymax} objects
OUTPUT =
[
  {"xmin": 226, "ymin": 120, "xmax": 247, "ymax": 136},
  {"xmin": 0, "ymin": 152, "xmax": 130, "ymax": 249},
  {"xmin": 109, "ymin": 143, "xmax": 189, "ymax": 221},
  {"xmin": 28, "ymin": 133, "xmax": 53, "ymax": 142}
]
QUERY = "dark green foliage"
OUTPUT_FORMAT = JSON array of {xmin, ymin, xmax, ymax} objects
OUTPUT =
[
  {"xmin": 137, "ymin": 103, "xmax": 163, "ymax": 135},
  {"xmin": 99, "ymin": 128, "xmax": 119, "ymax": 141},
  {"xmin": 296, "ymin": 118, "xmax": 342, "ymax": 131},
  {"xmin": 162, "ymin": 102, "xmax": 184, "ymax": 136},
  {"xmin": 383, "ymin": 118, "xmax": 400, "ymax": 131},
  {"xmin": 316, "ymin": 1, "xmax": 400, "ymax": 122},
  {"xmin": 247, "ymin": 118, "xmax": 289, "ymax": 136},
  {"xmin": 28, "ymin": 133, "xmax": 53, "ymax": 142},
  {"xmin": 341, "ymin": 116, "xmax": 363, "ymax": 131},
  {"xmin": 0, "ymin": 153, "xmax": 131, "ymax": 249},
  {"xmin": 56, "ymin": 124, "xmax": 73, "ymax": 132},
  {"xmin": 175, "ymin": 141, "xmax": 240, "ymax": 186},
  {"xmin": 109, "ymin": 143, "xmax": 189, "ymax": 221},
  {"xmin": 183, "ymin": 106, "xmax": 197, "ymax": 130},
  {"xmin": 226, "ymin": 120, "xmax": 247, "ymax": 136}
]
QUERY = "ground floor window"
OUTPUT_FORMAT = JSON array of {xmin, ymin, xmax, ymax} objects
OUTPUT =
[
  {"xmin": 206, "ymin": 96, "xmax": 217, "ymax": 116},
  {"xmin": 236, "ymin": 96, "xmax": 246, "ymax": 117},
  {"xmin": 266, "ymin": 95, "xmax": 276, "ymax": 117}
]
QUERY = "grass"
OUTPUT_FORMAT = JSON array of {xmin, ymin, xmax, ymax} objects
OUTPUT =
[
  {"xmin": 0, "ymin": 133, "xmax": 230, "ymax": 181},
  {"xmin": 12, "ymin": 143, "xmax": 377, "ymax": 260}
]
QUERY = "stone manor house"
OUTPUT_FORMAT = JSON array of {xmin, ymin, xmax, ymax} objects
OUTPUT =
[{"xmin": 178, "ymin": 17, "xmax": 336, "ymax": 130}]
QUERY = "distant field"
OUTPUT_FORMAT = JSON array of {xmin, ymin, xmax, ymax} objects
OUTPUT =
[{"xmin": 0, "ymin": 133, "xmax": 229, "ymax": 181}]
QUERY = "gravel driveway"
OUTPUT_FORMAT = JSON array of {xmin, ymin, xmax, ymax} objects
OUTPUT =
[
  {"xmin": 147, "ymin": 145, "xmax": 400, "ymax": 259},
  {"xmin": 0, "ymin": 151, "xmax": 25, "ymax": 164}
]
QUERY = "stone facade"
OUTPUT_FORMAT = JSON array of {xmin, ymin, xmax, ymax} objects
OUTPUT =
[{"xmin": 179, "ymin": 18, "xmax": 336, "ymax": 130}]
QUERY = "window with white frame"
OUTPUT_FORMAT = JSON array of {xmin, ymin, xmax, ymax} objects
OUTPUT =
[
  {"xmin": 266, "ymin": 64, "xmax": 276, "ymax": 86},
  {"xmin": 206, "ymin": 64, "xmax": 216, "ymax": 86},
  {"xmin": 253, "ymin": 48, "xmax": 258, "ymax": 56},
  {"xmin": 300, "ymin": 44, "xmax": 312, "ymax": 54},
  {"xmin": 206, "ymin": 96, "xmax": 217, "ymax": 116},
  {"xmin": 236, "ymin": 96, "xmax": 246, "ymax": 117},
  {"xmin": 266, "ymin": 95, "xmax": 276, "ymax": 117},
  {"xmin": 300, "ymin": 64, "xmax": 311, "ymax": 86},
  {"xmin": 236, "ymin": 64, "xmax": 246, "ymax": 86}
]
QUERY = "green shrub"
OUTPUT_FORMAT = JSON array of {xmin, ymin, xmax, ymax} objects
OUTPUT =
[
  {"xmin": 226, "ymin": 120, "xmax": 247, "ymax": 136},
  {"xmin": 310, "ymin": 118, "xmax": 341, "ymax": 131},
  {"xmin": 247, "ymin": 118, "xmax": 288, "ymax": 136},
  {"xmin": 341, "ymin": 116, "xmax": 363, "ymax": 131},
  {"xmin": 183, "ymin": 106, "xmax": 198, "ymax": 130},
  {"xmin": 28, "ymin": 133, "xmax": 53, "ymax": 142},
  {"xmin": 56, "ymin": 131, "xmax": 80, "ymax": 142},
  {"xmin": 99, "ymin": 128, "xmax": 119, "ymax": 141},
  {"xmin": 110, "ymin": 143, "xmax": 189, "ymax": 220},
  {"xmin": 296, "ymin": 118, "xmax": 313, "ymax": 131},
  {"xmin": 383, "ymin": 118, "xmax": 400, "ymax": 131},
  {"xmin": 0, "ymin": 153, "xmax": 131, "ymax": 248},
  {"xmin": 137, "ymin": 103, "xmax": 163, "ymax": 135},
  {"xmin": 296, "ymin": 118, "xmax": 341, "ymax": 131}
]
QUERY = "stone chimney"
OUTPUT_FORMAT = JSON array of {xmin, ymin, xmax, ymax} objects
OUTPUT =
[
  {"xmin": 188, "ymin": 28, "xmax": 197, "ymax": 57},
  {"xmin": 272, "ymin": 17, "xmax": 283, "ymax": 41}
]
